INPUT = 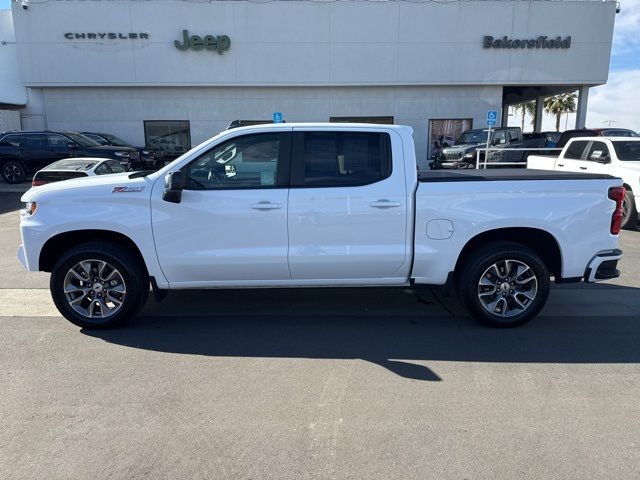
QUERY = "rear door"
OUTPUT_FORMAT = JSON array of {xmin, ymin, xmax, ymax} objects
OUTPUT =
[
  {"xmin": 556, "ymin": 140, "xmax": 590, "ymax": 172},
  {"xmin": 287, "ymin": 128, "xmax": 410, "ymax": 283}
]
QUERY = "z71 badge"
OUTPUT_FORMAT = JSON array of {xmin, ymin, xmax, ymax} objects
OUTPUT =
[{"xmin": 112, "ymin": 186, "xmax": 145, "ymax": 193}]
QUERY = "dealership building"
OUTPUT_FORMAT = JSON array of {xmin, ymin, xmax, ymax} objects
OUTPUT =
[{"xmin": 0, "ymin": 0, "xmax": 618, "ymax": 166}]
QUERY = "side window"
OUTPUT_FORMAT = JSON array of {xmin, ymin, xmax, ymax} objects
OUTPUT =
[
  {"xmin": 492, "ymin": 130, "xmax": 507, "ymax": 145},
  {"xmin": 507, "ymin": 129, "xmax": 520, "ymax": 143},
  {"xmin": 105, "ymin": 160, "xmax": 126, "ymax": 173},
  {"xmin": 24, "ymin": 134, "xmax": 48, "ymax": 147},
  {"xmin": 585, "ymin": 141, "xmax": 610, "ymax": 162},
  {"xmin": 0, "ymin": 134, "xmax": 25, "ymax": 147},
  {"xmin": 186, "ymin": 133, "xmax": 285, "ymax": 190},
  {"xmin": 564, "ymin": 140, "xmax": 589, "ymax": 160},
  {"xmin": 94, "ymin": 163, "xmax": 110, "ymax": 175},
  {"xmin": 293, "ymin": 131, "xmax": 391, "ymax": 187},
  {"xmin": 46, "ymin": 134, "xmax": 71, "ymax": 147}
]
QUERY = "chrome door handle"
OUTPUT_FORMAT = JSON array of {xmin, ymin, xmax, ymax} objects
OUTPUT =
[
  {"xmin": 369, "ymin": 200, "xmax": 401, "ymax": 208},
  {"xmin": 251, "ymin": 202, "xmax": 282, "ymax": 210}
]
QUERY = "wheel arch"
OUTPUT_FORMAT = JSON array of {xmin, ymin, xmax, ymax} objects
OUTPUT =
[
  {"xmin": 453, "ymin": 227, "xmax": 563, "ymax": 280},
  {"xmin": 39, "ymin": 229, "xmax": 149, "ymax": 277}
]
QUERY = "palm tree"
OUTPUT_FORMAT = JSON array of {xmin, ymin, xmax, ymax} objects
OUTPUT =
[
  {"xmin": 544, "ymin": 93, "xmax": 577, "ymax": 132},
  {"xmin": 513, "ymin": 101, "xmax": 536, "ymax": 131}
]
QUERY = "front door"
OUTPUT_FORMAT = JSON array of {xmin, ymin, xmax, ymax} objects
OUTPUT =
[
  {"xmin": 287, "ymin": 129, "xmax": 410, "ymax": 283},
  {"xmin": 151, "ymin": 132, "xmax": 292, "ymax": 286},
  {"xmin": 578, "ymin": 140, "xmax": 613, "ymax": 175}
]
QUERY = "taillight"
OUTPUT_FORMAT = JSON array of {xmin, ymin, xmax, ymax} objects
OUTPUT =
[
  {"xmin": 31, "ymin": 178, "xmax": 49, "ymax": 187},
  {"xmin": 608, "ymin": 186, "xmax": 626, "ymax": 235}
]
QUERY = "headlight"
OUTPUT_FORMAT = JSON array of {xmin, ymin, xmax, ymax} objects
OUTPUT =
[
  {"xmin": 142, "ymin": 150, "xmax": 151, "ymax": 155},
  {"xmin": 114, "ymin": 151, "xmax": 130, "ymax": 158},
  {"xmin": 21, "ymin": 202, "xmax": 37, "ymax": 216},
  {"xmin": 463, "ymin": 152, "xmax": 476, "ymax": 159}
]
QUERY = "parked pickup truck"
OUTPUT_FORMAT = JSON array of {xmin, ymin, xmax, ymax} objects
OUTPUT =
[
  {"xmin": 18, "ymin": 124, "xmax": 624, "ymax": 329},
  {"xmin": 528, "ymin": 137, "xmax": 640, "ymax": 229},
  {"xmin": 430, "ymin": 127, "xmax": 543, "ymax": 169}
]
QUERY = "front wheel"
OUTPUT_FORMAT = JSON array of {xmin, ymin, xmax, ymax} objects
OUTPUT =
[
  {"xmin": 50, "ymin": 242, "xmax": 149, "ymax": 328},
  {"xmin": 456, "ymin": 243, "xmax": 550, "ymax": 327}
]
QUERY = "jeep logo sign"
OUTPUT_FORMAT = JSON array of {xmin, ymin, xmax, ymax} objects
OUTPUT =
[
  {"xmin": 174, "ymin": 30, "xmax": 231, "ymax": 54},
  {"xmin": 483, "ymin": 35, "xmax": 572, "ymax": 49}
]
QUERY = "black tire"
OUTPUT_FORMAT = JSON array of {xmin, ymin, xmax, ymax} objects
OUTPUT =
[
  {"xmin": 621, "ymin": 189, "xmax": 638, "ymax": 230},
  {"xmin": 50, "ymin": 241, "xmax": 149, "ymax": 329},
  {"xmin": 1, "ymin": 160, "xmax": 27, "ymax": 184},
  {"xmin": 456, "ymin": 242, "xmax": 550, "ymax": 328}
]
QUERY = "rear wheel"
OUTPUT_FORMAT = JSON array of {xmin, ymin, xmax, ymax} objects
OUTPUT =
[
  {"xmin": 1, "ymin": 160, "xmax": 26, "ymax": 184},
  {"xmin": 50, "ymin": 242, "xmax": 148, "ymax": 328},
  {"xmin": 621, "ymin": 189, "xmax": 638, "ymax": 230},
  {"xmin": 457, "ymin": 243, "xmax": 550, "ymax": 327}
]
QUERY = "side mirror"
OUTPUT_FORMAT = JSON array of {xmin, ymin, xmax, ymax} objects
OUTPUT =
[
  {"xmin": 596, "ymin": 155, "xmax": 611, "ymax": 164},
  {"xmin": 163, "ymin": 171, "xmax": 185, "ymax": 203},
  {"xmin": 68, "ymin": 142, "xmax": 79, "ymax": 149}
]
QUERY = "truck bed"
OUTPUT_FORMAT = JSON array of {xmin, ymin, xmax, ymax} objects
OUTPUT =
[{"xmin": 418, "ymin": 169, "xmax": 616, "ymax": 182}]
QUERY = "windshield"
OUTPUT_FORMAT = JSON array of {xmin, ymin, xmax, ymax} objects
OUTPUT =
[
  {"xmin": 104, "ymin": 134, "xmax": 131, "ymax": 147},
  {"xmin": 457, "ymin": 130, "xmax": 489, "ymax": 145},
  {"xmin": 65, "ymin": 132, "xmax": 100, "ymax": 147},
  {"xmin": 83, "ymin": 133, "xmax": 108, "ymax": 145},
  {"xmin": 613, "ymin": 141, "xmax": 640, "ymax": 161}
]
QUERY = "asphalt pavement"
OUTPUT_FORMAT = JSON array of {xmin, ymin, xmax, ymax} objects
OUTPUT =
[{"xmin": 1, "ymin": 190, "xmax": 639, "ymax": 479}]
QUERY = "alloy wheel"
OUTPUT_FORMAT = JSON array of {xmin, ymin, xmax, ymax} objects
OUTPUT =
[
  {"xmin": 477, "ymin": 259, "xmax": 538, "ymax": 317},
  {"xmin": 63, "ymin": 259, "xmax": 127, "ymax": 319}
]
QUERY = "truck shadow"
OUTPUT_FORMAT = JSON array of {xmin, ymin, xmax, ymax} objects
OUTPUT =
[{"xmin": 81, "ymin": 285, "xmax": 640, "ymax": 382}]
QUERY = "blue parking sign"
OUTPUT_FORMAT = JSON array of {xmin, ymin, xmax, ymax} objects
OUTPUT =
[
  {"xmin": 486, "ymin": 110, "xmax": 498, "ymax": 126},
  {"xmin": 273, "ymin": 112, "xmax": 283, "ymax": 124}
]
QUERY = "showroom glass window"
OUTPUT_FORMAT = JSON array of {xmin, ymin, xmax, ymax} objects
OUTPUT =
[
  {"xmin": 144, "ymin": 121, "xmax": 191, "ymax": 159},
  {"xmin": 292, "ymin": 131, "xmax": 391, "ymax": 187},
  {"xmin": 186, "ymin": 133, "xmax": 284, "ymax": 190},
  {"xmin": 330, "ymin": 116, "xmax": 394, "ymax": 125}
]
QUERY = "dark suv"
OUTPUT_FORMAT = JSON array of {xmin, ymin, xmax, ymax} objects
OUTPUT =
[
  {"xmin": 556, "ymin": 128, "xmax": 639, "ymax": 149},
  {"xmin": 81, "ymin": 132, "xmax": 164, "ymax": 169},
  {"xmin": 0, "ymin": 131, "xmax": 139, "ymax": 183}
]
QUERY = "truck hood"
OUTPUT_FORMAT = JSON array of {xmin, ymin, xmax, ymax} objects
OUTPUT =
[
  {"xmin": 21, "ymin": 172, "xmax": 158, "ymax": 202},
  {"xmin": 441, "ymin": 144, "xmax": 478, "ymax": 153}
]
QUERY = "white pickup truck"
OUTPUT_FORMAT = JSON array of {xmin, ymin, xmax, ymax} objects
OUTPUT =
[
  {"xmin": 18, "ymin": 124, "xmax": 624, "ymax": 329},
  {"xmin": 528, "ymin": 137, "xmax": 640, "ymax": 229}
]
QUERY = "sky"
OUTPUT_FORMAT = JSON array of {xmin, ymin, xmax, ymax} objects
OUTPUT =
[{"xmin": 0, "ymin": 0, "xmax": 638, "ymax": 132}]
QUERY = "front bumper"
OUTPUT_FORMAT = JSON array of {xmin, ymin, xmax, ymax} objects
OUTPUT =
[
  {"xmin": 584, "ymin": 249, "xmax": 623, "ymax": 283},
  {"xmin": 17, "ymin": 244, "xmax": 28, "ymax": 270}
]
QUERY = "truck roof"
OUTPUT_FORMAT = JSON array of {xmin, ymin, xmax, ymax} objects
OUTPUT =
[{"xmin": 222, "ymin": 122, "xmax": 414, "ymax": 135}]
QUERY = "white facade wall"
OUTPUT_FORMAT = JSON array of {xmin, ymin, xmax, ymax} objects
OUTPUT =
[
  {"xmin": 11, "ymin": 1, "xmax": 616, "ymax": 87},
  {"xmin": 38, "ymin": 85, "xmax": 502, "ymax": 165}
]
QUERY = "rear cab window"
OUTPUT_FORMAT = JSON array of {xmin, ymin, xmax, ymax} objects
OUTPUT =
[
  {"xmin": 33, "ymin": 171, "xmax": 88, "ymax": 182},
  {"xmin": 291, "ymin": 131, "xmax": 392, "ymax": 187}
]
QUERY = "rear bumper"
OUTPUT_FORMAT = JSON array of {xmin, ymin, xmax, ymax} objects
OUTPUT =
[{"xmin": 584, "ymin": 249, "xmax": 623, "ymax": 283}]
